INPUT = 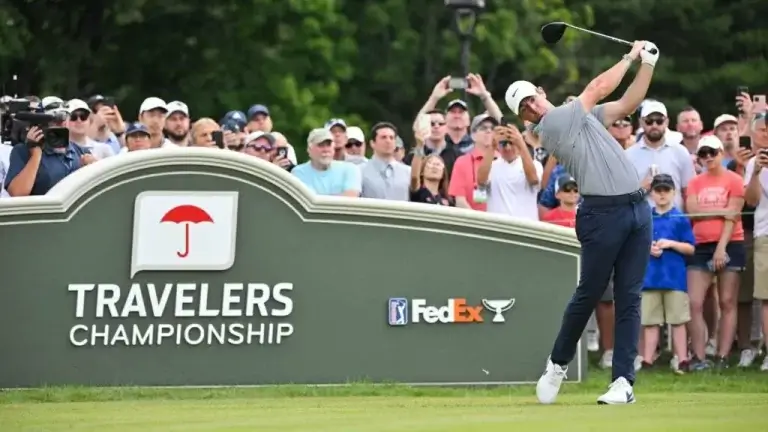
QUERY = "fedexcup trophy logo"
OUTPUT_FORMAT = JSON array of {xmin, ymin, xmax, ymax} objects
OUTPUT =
[{"xmin": 481, "ymin": 299, "xmax": 515, "ymax": 323}]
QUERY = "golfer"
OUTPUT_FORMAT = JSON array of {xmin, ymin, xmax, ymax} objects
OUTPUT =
[{"xmin": 505, "ymin": 40, "xmax": 659, "ymax": 405}]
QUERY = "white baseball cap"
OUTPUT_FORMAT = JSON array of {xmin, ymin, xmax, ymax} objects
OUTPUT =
[
  {"xmin": 166, "ymin": 100, "xmax": 189, "ymax": 117},
  {"xmin": 347, "ymin": 126, "xmax": 365, "ymax": 142},
  {"xmin": 41, "ymin": 96, "xmax": 64, "ymax": 110},
  {"xmin": 139, "ymin": 97, "xmax": 167, "ymax": 115},
  {"xmin": 505, "ymin": 80, "xmax": 538, "ymax": 115},
  {"xmin": 66, "ymin": 98, "xmax": 91, "ymax": 113},
  {"xmin": 696, "ymin": 135, "xmax": 724, "ymax": 152},
  {"xmin": 713, "ymin": 114, "xmax": 738, "ymax": 129},
  {"xmin": 640, "ymin": 101, "xmax": 667, "ymax": 118}
]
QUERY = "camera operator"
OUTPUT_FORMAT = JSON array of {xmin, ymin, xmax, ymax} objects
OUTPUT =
[{"xmin": 3, "ymin": 111, "xmax": 96, "ymax": 196}]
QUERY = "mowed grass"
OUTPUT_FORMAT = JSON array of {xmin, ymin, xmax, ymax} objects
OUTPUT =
[{"xmin": 1, "ymin": 368, "xmax": 767, "ymax": 431}]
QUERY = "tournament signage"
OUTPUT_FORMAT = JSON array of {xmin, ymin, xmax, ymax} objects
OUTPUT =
[{"xmin": 0, "ymin": 148, "xmax": 583, "ymax": 388}]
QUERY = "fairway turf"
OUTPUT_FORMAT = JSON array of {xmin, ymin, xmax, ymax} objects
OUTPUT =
[{"xmin": 1, "ymin": 369, "xmax": 767, "ymax": 431}]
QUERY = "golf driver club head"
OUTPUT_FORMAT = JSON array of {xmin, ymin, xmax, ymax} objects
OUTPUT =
[{"xmin": 541, "ymin": 22, "xmax": 567, "ymax": 45}]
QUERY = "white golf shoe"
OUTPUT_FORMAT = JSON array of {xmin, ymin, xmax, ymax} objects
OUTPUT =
[
  {"xmin": 597, "ymin": 377, "xmax": 636, "ymax": 405},
  {"xmin": 536, "ymin": 359, "xmax": 567, "ymax": 404}
]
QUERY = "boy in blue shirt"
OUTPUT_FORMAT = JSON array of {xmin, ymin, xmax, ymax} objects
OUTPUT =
[{"xmin": 641, "ymin": 174, "xmax": 695, "ymax": 373}]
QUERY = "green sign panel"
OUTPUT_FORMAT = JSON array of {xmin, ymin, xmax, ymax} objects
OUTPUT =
[{"xmin": 0, "ymin": 149, "xmax": 584, "ymax": 388}]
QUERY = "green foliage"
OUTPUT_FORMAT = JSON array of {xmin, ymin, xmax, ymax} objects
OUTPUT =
[{"xmin": 1, "ymin": 0, "xmax": 765, "ymax": 151}]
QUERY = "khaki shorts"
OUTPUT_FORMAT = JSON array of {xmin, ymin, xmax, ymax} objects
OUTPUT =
[
  {"xmin": 739, "ymin": 232, "xmax": 755, "ymax": 303},
  {"xmin": 641, "ymin": 290, "xmax": 690, "ymax": 326},
  {"xmin": 753, "ymin": 236, "xmax": 768, "ymax": 300}
]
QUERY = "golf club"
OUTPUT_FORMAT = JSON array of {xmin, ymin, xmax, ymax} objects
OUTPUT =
[{"xmin": 541, "ymin": 22, "xmax": 658, "ymax": 55}]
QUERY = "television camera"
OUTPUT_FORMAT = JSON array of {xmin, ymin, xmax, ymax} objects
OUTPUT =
[{"xmin": 1, "ymin": 98, "xmax": 69, "ymax": 148}]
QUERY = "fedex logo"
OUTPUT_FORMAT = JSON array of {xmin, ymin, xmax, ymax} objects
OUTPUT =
[{"xmin": 411, "ymin": 298, "xmax": 484, "ymax": 324}]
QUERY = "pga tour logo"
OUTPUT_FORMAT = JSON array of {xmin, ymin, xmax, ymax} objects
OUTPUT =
[
  {"xmin": 130, "ymin": 191, "xmax": 239, "ymax": 277},
  {"xmin": 388, "ymin": 298, "xmax": 515, "ymax": 326}
]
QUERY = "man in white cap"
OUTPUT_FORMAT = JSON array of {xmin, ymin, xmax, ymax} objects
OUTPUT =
[
  {"xmin": 506, "ymin": 40, "xmax": 659, "ymax": 405},
  {"xmin": 292, "ymin": 128, "xmax": 361, "ymax": 197},
  {"xmin": 65, "ymin": 99, "xmax": 114, "ymax": 160},
  {"xmin": 164, "ymin": 101, "xmax": 190, "ymax": 146},
  {"xmin": 625, "ymin": 100, "xmax": 694, "ymax": 209},
  {"xmin": 138, "ymin": 97, "xmax": 169, "ymax": 148}
]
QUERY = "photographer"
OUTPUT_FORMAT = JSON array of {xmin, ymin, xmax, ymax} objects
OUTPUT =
[{"xmin": 4, "ymin": 116, "xmax": 96, "ymax": 196}]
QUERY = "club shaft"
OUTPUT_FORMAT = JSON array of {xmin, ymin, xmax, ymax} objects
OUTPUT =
[{"xmin": 565, "ymin": 23, "xmax": 632, "ymax": 47}]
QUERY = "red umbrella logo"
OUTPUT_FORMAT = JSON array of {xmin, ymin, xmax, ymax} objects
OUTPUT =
[{"xmin": 160, "ymin": 205, "xmax": 214, "ymax": 258}]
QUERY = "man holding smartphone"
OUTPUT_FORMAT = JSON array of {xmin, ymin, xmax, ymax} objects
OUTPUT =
[{"xmin": 741, "ymin": 112, "xmax": 768, "ymax": 372}]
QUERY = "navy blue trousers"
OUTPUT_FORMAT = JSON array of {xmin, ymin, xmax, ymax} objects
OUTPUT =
[{"xmin": 550, "ymin": 190, "xmax": 652, "ymax": 384}]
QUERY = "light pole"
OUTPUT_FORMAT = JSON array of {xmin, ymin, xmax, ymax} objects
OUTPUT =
[{"xmin": 445, "ymin": 0, "xmax": 485, "ymax": 100}]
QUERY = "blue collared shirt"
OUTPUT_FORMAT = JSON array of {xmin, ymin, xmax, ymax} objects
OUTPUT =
[
  {"xmin": 4, "ymin": 142, "xmax": 87, "ymax": 196},
  {"xmin": 643, "ymin": 207, "xmax": 695, "ymax": 292}
]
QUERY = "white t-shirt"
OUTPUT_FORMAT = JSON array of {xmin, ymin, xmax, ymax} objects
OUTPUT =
[
  {"xmin": 744, "ymin": 157, "xmax": 768, "ymax": 237},
  {"xmin": 80, "ymin": 138, "xmax": 115, "ymax": 160},
  {"xmin": 486, "ymin": 157, "xmax": 543, "ymax": 220}
]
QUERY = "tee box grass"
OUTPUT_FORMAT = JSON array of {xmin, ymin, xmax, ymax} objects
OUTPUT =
[{"xmin": 1, "ymin": 369, "xmax": 766, "ymax": 431}]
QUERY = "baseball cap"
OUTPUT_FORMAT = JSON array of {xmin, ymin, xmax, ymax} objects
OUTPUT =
[
  {"xmin": 125, "ymin": 122, "xmax": 150, "ymax": 137},
  {"xmin": 504, "ymin": 81, "xmax": 538, "ymax": 116},
  {"xmin": 347, "ymin": 126, "xmax": 365, "ymax": 142},
  {"xmin": 247, "ymin": 104, "xmax": 269, "ymax": 118},
  {"xmin": 470, "ymin": 113, "xmax": 499, "ymax": 132},
  {"xmin": 66, "ymin": 98, "xmax": 91, "ymax": 113},
  {"xmin": 221, "ymin": 110, "xmax": 247, "ymax": 127},
  {"xmin": 41, "ymin": 96, "xmax": 64, "ymax": 111},
  {"xmin": 696, "ymin": 135, "xmax": 724, "ymax": 151},
  {"xmin": 166, "ymin": 101, "xmax": 189, "ymax": 117},
  {"xmin": 650, "ymin": 173, "xmax": 675, "ymax": 190},
  {"xmin": 446, "ymin": 99, "xmax": 468, "ymax": 111},
  {"xmin": 556, "ymin": 175, "xmax": 578, "ymax": 193},
  {"xmin": 307, "ymin": 128, "xmax": 333, "ymax": 146},
  {"xmin": 244, "ymin": 131, "xmax": 275, "ymax": 146},
  {"xmin": 713, "ymin": 114, "xmax": 738, "ymax": 129},
  {"xmin": 324, "ymin": 118, "xmax": 347, "ymax": 130},
  {"xmin": 395, "ymin": 136, "xmax": 405, "ymax": 149},
  {"xmin": 640, "ymin": 101, "xmax": 667, "ymax": 118},
  {"xmin": 139, "ymin": 97, "xmax": 167, "ymax": 115}
]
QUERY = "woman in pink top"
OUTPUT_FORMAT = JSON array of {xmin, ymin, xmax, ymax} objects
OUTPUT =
[{"xmin": 685, "ymin": 136, "xmax": 745, "ymax": 369}]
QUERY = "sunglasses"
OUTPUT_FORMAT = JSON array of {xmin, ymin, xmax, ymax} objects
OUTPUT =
[
  {"xmin": 345, "ymin": 140, "xmax": 363, "ymax": 149},
  {"xmin": 70, "ymin": 111, "xmax": 90, "ymax": 122},
  {"xmin": 644, "ymin": 118, "xmax": 665, "ymax": 126},
  {"xmin": 562, "ymin": 186, "xmax": 578, "ymax": 193},
  {"xmin": 697, "ymin": 149, "xmax": 719, "ymax": 159},
  {"xmin": 613, "ymin": 120, "xmax": 631, "ymax": 127},
  {"xmin": 431, "ymin": 121, "xmax": 446, "ymax": 126},
  {"xmin": 246, "ymin": 143, "xmax": 273, "ymax": 152},
  {"xmin": 652, "ymin": 186, "xmax": 673, "ymax": 192}
]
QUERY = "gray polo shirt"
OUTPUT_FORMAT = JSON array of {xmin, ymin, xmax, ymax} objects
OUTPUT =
[
  {"xmin": 625, "ymin": 139, "xmax": 694, "ymax": 208},
  {"xmin": 360, "ymin": 157, "xmax": 411, "ymax": 201},
  {"xmin": 536, "ymin": 99, "xmax": 640, "ymax": 196}
]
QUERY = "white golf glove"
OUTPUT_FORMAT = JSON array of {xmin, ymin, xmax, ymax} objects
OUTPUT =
[{"xmin": 640, "ymin": 41, "xmax": 659, "ymax": 67}]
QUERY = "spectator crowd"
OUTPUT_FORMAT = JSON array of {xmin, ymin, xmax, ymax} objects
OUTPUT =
[{"xmin": 1, "ymin": 75, "xmax": 767, "ymax": 373}]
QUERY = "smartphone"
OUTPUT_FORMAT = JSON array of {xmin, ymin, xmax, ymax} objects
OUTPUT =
[
  {"xmin": 500, "ymin": 116, "xmax": 508, "ymax": 126},
  {"xmin": 739, "ymin": 136, "xmax": 752, "ymax": 150},
  {"xmin": 449, "ymin": 77, "xmax": 468, "ymax": 90},
  {"xmin": 276, "ymin": 147, "xmax": 288, "ymax": 158},
  {"xmin": 211, "ymin": 131, "xmax": 224, "ymax": 149},
  {"xmin": 101, "ymin": 96, "xmax": 115, "ymax": 108},
  {"xmin": 415, "ymin": 113, "xmax": 431, "ymax": 137},
  {"xmin": 753, "ymin": 94, "xmax": 767, "ymax": 113},
  {"xmin": 737, "ymin": 86, "xmax": 749, "ymax": 96}
]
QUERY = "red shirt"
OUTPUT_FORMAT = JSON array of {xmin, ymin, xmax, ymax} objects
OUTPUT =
[
  {"xmin": 685, "ymin": 171, "xmax": 744, "ymax": 244},
  {"xmin": 542, "ymin": 207, "xmax": 576, "ymax": 228}
]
